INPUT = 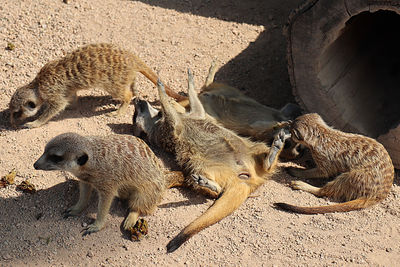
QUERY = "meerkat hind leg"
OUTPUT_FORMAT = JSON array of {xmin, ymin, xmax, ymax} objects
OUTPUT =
[
  {"xmin": 291, "ymin": 180, "xmax": 322, "ymax": 196},
  {"xmin": 123, "ymin": 210, "xmax": 140, "ymax": 230},
  {"xmin": 107, "ymin": 87, "xmax": 133, "ymax": 117}
]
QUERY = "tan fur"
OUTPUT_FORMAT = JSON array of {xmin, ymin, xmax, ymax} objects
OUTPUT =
[
  {"xmin": 34, "ymin": 132, "xmax": 185, "ymax": 235},
  {"xmin": 9, "ymin": 43, "xmax": 184, "ymax": 128},
  {"xmin": 133, "ymin": 70, "xmax": 287, "ymax": 252},
  {"xmin": 178, "ymin": 61, "xmax": 301, "ymax": 158},
  {"xmin": 275, "ymin": 113, "xmax": 394, "ymax": 214}
]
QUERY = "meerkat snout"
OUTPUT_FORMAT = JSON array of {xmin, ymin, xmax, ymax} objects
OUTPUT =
[
  {"xmin": 9, "ymin": 86, "xmax": 41, "ymax": 126},
  {"xmin": 34, "ymin": 133, "xmax": 90, "ymax": 173},
  {"xmin": 132, "ymin": 98, "xmax": 161, "ymax": 137}
]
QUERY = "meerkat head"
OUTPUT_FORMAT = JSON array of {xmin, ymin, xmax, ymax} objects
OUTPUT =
[
  {"xmin": 290, "ymin": 113, "xmax": 326, "ymax": 144},
  {"xmin": 132, "ymin": 98, "xmax": 161, "ymax": 139},
  {"xmin": 9, "ymin": 83, "xmax": 42, "ymax": 127},
  {"xmin": 34, "ymin": 133, "xmax": 91, "ymax": 175}
]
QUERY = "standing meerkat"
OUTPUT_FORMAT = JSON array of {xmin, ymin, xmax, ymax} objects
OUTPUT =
[
  {"xmin": 9, "ymin": 43, "xmax": 185, "ymax": 128},
  {"xmin": 275, "ymin": 113, "xmax": 394, "ymax": 214},
  {"xmin": 33, "ymin": 132, "xmax": 185, "ymax": 235},
  {"xmin": 133, "ymin": 70, "xmax": 288, "ymax": 252}
]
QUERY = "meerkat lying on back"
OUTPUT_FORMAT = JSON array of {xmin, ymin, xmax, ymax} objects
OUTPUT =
[
  {"xmin": 9, "ymin": 43, "xmax": 184, "ymax": 128},
  {"xmin": 133, "ymin": 71, "xmax": 288, "ymax": 252},
  {"xmin": 178, "ymin": 61, "xmax": 302, "ymax": 158},
  {"xmin": 34, "ymin": 132, "xmax": 185, "ymax": 235},
  {"xmin": 275, "ymin": 113, "xmax": 394, "ymax": 214}
]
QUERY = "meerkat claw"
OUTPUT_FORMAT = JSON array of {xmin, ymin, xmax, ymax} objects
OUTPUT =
[
  {"xmin": 191, "ymin": 174, "xmax": 219, "ymax": 193},
  {"xmin": 81, "ymin": 224, "xmax": 101, "ymax": 236}
]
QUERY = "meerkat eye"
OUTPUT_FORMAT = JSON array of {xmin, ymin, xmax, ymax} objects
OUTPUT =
[
  {"xmin": 238, "ymin": 173, "xmax": 250, "ymax": 180},
  {"xmin": 284, "ymin": 139, "xmax": 292, "ymax": 149},
  {"xmin": 48, "ymin": 154, "xmax": 63, "ymax": 163},
  {"xmin": 77, "ymin": 154, "xmax": 88, "ymax": 166},
  {"xmin": 27, "ymin": 101, "xmax": 36, "ymax": 109}
]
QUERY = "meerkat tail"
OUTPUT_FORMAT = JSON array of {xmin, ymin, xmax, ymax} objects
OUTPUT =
[
  {"xmin": 166, "ymin": 181, "xmax": 251, "ymax": 253},
  {"xmin": 165, "ymin": 171, "xmax": 186, "ymax": 189},
  {"xmin": 274, "ymin": 198, "xmax": 380, "ymax": 214},
  {"xmin": 138, "ymin": 62, "xmax": 187, "ymax": 101}
]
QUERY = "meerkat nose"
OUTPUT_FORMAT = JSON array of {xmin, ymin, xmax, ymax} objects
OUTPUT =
[{"xmin": 33, "ymin": 161, "xmax": 40, "ymax": 170}]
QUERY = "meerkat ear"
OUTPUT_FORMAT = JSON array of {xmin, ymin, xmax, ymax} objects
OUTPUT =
[{"xmin": 77, "ymin": 153, "xmax": 88, "ymax": 166}]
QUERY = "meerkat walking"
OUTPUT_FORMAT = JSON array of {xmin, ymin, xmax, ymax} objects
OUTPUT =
[
  {"xmin": 133, "ymin": 70, "xmax": 288, "ymax": 252},
  {"xmin": 34, "ymin": 132, "xmax": 185, "ymax": 235},
  {"xmin": 9, "ymin": 43, "xmax": 184, "ymax": 128},
  {"xmin": 275, "ymin": 113, "xmax": 394, "ymax": 214}
]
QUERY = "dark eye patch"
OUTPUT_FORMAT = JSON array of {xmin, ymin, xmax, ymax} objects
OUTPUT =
[
  {"xmin": 48, "ymin": 154, "xmax": 63, "ymax": 163},
  {"xmin": 77, "ymin": 154, "xmax": 88, "ymax": 166},
  {"xmin": 284, "ymin": 139, "xmax": 292, "ymax": 149},
  {"xmin": 27, "ymin": 101, "xmax": 36, "ymax": 109}
]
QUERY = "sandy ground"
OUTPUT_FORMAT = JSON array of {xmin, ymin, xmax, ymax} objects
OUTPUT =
[{"xmin": 1, "ymin": 0, "xmax": 400, "ymax": 266}]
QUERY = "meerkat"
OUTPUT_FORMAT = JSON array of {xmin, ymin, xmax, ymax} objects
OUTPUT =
[
  {"xmin": 274, "ymin": 113, "xmax": 394, "ymax": 214},
  {"xmin": 177, "ymin": 61, "xmax": 302, "ymax": 158},
  {"xmin": 9, "ymin": 43, "xmax": 185, "ymax": 128},
  {"xmin": 133, "ymin": 70, "xmax": 288, "ymax": 252},
  {"xmin": 33, "ymin": 132, "xmax": 185, "ymax": 235}
]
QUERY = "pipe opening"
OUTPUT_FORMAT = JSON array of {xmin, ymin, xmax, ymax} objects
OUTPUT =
[{"xmin": 318, "ymin": 10, "xmax": 400, "ymax": 137}]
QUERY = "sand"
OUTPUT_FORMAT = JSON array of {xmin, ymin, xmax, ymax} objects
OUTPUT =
[{"xmin": 1, "ymin": 0, "xmax": 399, "ymax": 266}]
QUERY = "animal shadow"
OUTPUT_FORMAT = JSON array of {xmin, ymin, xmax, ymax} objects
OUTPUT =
[{"xmin": 0, "ymin": 179, "xmax": 136, "ymax": 263}]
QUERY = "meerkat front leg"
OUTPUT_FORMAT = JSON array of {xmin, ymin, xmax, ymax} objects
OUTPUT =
[
  {"xmin": 107, "ymin": 88, "xmax": 133, "ymax": 117},
  {"xmin": 24, "ymin": 100, "xmax": 68, "ymax": 128},
  {"xmin": 82, "ymin": 190, "xmax": 114, "ymax": 235},
  {"xmin": 191, "ymin": 174, "xmax": 221, "ymax": 193},
  {"xmin": 64, "ymin": 182, "xmax": 93, "ymax": 218},
  {"xmin": 265, "ymin": 128, "xmax": 288, "ymax": 170}
]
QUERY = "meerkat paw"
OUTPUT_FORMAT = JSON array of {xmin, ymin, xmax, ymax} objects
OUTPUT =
[
  {"xmin": 266, "ymin": 128, "xmax": 288, "ymax": 168},
  {"xmin": 81, "ymin": 222, "xmax": 104, "ymax": 236},
  {"xmin": 290, "ymin": 180, "xmax": 308, "ymax": 190},
  {"xmin": 290, "ymin": 180, "xmax": 321, "ymax": 195},
  {"xmin": 272, "ymin": 128, "xmax": 289, "ymax": 149},
  {"xmin": 123, "ymin": 212, "xmax": 139, "ymax": 230},
  {"xmin": 63, "ymin": 206, "xmax": 83, "ymax": 218},
  {"xmin": 24, "ymin": 121, "xmax": 42, "ymax": 129},
  {"xmin": 273, "ymin": 120, "xmax": 292, "ymax": 131},
  {"xmin": 191, "ymin": 174, "xmax": 221, "ymax": 193}
]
